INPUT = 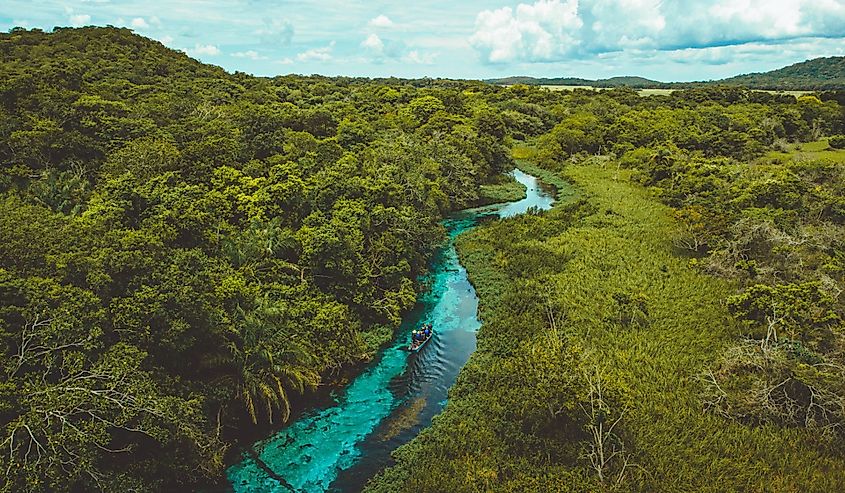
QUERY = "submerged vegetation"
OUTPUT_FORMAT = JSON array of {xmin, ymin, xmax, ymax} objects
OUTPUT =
[{"xmin": 1, "ymin": 25, "xmax": 845, "ymax": 492}]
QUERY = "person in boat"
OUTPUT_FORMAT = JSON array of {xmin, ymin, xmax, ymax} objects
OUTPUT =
[{"xmin": 423, "ymin": 326, "xmax": 431, "ymax": 338}]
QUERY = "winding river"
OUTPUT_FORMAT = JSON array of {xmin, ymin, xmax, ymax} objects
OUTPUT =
[{"xmin": 227, "ymin": 169, "xmax": 555, "ymax": 493}]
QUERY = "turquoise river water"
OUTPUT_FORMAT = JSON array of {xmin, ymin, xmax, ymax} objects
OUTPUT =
[{"xmin": 226, "ymin": 169, "xmax": 555, "ymax": 492}]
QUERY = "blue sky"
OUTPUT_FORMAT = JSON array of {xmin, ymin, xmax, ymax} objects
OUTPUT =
[{"xmin": 2, "ymin": 1, "xmax": 845, "ymax": 81}]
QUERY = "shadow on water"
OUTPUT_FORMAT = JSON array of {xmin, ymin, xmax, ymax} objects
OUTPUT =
[{"xmin": 226, "ymin": 169, "xmax": 555, "ymax": 493}]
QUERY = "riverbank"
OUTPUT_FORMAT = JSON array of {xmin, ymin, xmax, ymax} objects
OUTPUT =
[
  {"xmin": 366, "ymin": 160, "xmax": 845, "ymax": 491},
  {"xmin": 472, "ymin": 172, "xmax": 527, "ymax": 207},
  {"xmin": 216, "ymin": 168, "xmax": 531, "ymax": 482},
  {"xmin": 225, "ymin": 170, "xmax": 554, "ymax": 492}
]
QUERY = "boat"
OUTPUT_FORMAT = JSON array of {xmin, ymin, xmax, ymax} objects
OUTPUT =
[{"xmin": 407, "ymin": 326, "xmax": 434, "ymax": 352}]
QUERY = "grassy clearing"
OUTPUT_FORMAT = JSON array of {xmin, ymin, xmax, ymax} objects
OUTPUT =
[
  {"xmin": 510, "ymin": 145, "xmax": 537, "ymax": 160},
  {"xmin": 367, "ymin": 159, "xmax": 845, "ymax": 492},
  {"xmin": 760, "ymin": 138, "xmax": 845, "ymax": 165},
  {"xmin": 532, "ymin": 85, "xmax": 673, "ymax": 95}
]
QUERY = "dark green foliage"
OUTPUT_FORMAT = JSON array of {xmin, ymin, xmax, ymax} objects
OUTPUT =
[
  {"xmin": 0, "ymin": 27, "xmax": 522, "ymax": 492},
  {"xmin": 728, "ymin": 282, "xmax": 840, "ymax": 347}
]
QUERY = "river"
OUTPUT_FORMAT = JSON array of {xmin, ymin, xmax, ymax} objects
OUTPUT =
[{"xmin": 226, "ymin": 169, "xmax": 555, "ymax": 493}]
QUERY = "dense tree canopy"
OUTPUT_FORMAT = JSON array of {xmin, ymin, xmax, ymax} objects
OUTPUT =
[{"xmin": 0, "ymin": 27, "xmax": 519, "ymax": 491}]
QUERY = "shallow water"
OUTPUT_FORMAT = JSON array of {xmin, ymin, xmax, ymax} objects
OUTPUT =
[{"xmin": 226, "ymin": 169, "xmax": 554, "ymax": 493}]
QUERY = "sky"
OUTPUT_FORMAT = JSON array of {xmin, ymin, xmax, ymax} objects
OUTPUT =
[{"xmin": 2, "ymin": 0, "xmax": 845, "ymax": 81}]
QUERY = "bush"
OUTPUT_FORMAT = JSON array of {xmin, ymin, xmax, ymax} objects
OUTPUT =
[
  {"xmin": 829, "ymin": 135, "xmax": 845, "ymax": 149},
  {"xmin": 704, "ymin": 340, "xmax": 845, "ymax": 439}
]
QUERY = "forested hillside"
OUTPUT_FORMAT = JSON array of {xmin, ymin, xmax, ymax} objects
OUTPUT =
[
  {"xmin": 369, "ymin": 87, "xmax": 845, "ymax": 490},
  {"xmin": 487, "ymin": 56, "xmax": 845, "ymax": 91},
  {"xmin": 0, "ymin": 27, "xmax": 516, "ymax": 491},
  {"xmin": 719, "ymin": 56, "xmax": 845, "ymax": 91}
]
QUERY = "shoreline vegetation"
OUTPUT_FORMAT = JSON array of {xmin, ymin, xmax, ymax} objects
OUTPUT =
[
  {"xmin": 473, "ymin": 172, "xmax": 528, "ymax": 207},
  {"xmin": 1, "ymin": 26, "xmax": 844, "ymax": 493}
]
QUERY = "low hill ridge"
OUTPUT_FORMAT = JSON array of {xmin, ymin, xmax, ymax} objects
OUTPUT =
[{"xmin": 486, "ymin": 56, "xmax": 845, "ymax": 90}]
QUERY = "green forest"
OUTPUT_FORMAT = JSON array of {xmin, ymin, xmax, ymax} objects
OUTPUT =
[{"xmin": 2, "ymin": 26, "xmax": 845, "ymax": 492}]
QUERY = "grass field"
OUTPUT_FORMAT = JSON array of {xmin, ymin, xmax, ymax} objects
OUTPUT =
[{"xmin": 760, "ymin": 137, "xmax": 845, "ymax": 164}]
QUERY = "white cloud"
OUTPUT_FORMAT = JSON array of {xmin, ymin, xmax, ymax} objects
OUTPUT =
[
  {"xmin": 130, "ymin": 17, "xmax": 148, "ymax": 28},
  {"xmin": 258, "ymin": 19, "xmax": 294, "ymax": 45},
  {"xmin": 470, "ymin": 0, "xmax": 845, "ymax": 64},
  {"xmin": 158, "ymin": 35, "xmax": 174, "ymax": 45},
  {"xmin": 69, "ymin": 14, "xmax": 91, "ymax": 26},
  {"xmin": 361, "ymin": 33, "xmax": 384, "ymax": 54},
  {"xmin": 403, "ymin": 50, "xmax": 436, "ymax": 65},
  {"xmin": 584, "ymin": 0, "xmax": 665, "ymax": 52},
  {"xmin": 296, "ymin": 42, "xmax": 334, "ymax": 62},
  {"xmin": 470, "ymin": 0, "xmax": 583, "ymax": 63},
  {"xmin": 232, "ymin": 50, "xmax": 268, "ymax": 60},
  {"xmin": 668, "ymin": 37, "xmax": 845, "ymax": 67},
  {"xmin": 368, "ymin": 15, "xmax": 394, "ymax": 28},
  {"xmin": 190, "ymin": 43, "xmax": 221, "ymax": 56},
  {"xmin": 277, "ymin": 57, "xmax": 295, "ymax": 65},
  {"xmin": 360, "ymin": 32, "xmax": 435, "ymax": 64}
]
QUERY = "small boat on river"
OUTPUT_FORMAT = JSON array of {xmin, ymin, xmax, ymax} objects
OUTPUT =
[{"xmin": 407, "ymin": 324, "xmax": 433, "ymax": 352}]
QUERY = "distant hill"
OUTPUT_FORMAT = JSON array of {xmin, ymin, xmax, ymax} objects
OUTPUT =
[
  {"xmin": 486, "ymin": 56, "xmax": 845, "ymax": 91},
  {"xmin": 485, "ymin": 75, "xmax": 665, "ymax": 88},
  {"xmin": 715, "ymin": 56, "xmax": 845, "ymax": 90}
]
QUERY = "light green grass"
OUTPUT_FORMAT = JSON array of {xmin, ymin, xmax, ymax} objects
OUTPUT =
[
  {"xmin": 761, "ymin": 138, "xmax": 845, "ymax": 164},
  {"xmin": 556, "ymin": 163, "xmax": 844, "ymax": 492},
  {"xmin": 637, "ymin": 88, "xmax": 675, "ymax": 96},
  {"xmin": 474, "ymin": 172, "xmax": 527, "ymax": 207},
  {"xmin": 532, "ymin": 85, "xmax": 673, "ymax": 95}
]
